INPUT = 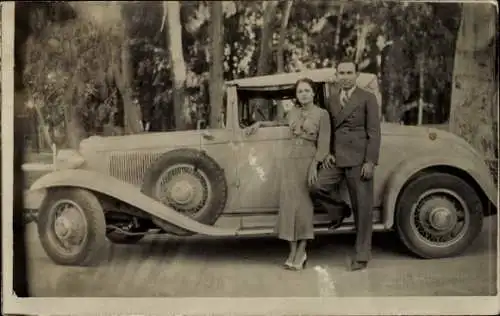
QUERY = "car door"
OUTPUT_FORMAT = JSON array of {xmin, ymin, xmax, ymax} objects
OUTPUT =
[
  {"xmin": 235, "ymin": 125, "xmax": 291, "ymax": 211},
  {"xmin": 232, "ymin": 94, "xmax": 292, "ymax": 212}
]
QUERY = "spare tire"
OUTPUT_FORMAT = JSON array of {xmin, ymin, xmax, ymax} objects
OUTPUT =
[{"xmin": 141, "ymin": 148, "xmax": 228, "ymax": 236}]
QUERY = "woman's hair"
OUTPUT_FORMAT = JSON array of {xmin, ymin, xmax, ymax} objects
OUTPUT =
[{"xmin": 293, "ymin": 77, "xmax": 315, "ymax": 106}]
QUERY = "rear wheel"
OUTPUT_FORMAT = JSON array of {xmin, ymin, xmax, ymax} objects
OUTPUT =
[
  {"xmin": 395, "ymin": 172, "xmax": 484, "ymax": 259},
  {"xmin": 37, "ymin": 188, "xmax": 107, "ymax": 266}
]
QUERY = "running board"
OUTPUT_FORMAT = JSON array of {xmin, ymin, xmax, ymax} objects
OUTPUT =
[{"xmin": 232, "ymin": 223, "xmax": 387, "ymax": 237}]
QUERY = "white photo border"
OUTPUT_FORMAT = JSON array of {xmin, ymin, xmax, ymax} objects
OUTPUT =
[{"xmin": 2, "ymin": 1, "xmax": 499, "ymax": 315}]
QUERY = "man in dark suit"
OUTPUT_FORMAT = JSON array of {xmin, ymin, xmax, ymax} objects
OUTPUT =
[{"xmin": 310, "ymin": 59, "xmax": 381, "ymax": 271}]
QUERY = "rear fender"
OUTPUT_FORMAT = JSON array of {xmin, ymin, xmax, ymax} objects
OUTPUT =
[
  {"xmin": 24, "ymin": 169, "xmax": 238, "ymax": 236},
  {"xmin": 383, "ymin": 155, "xmax": 498, "ymax": 229}
]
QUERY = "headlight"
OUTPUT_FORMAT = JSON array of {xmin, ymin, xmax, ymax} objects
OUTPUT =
[{"xmin": 55, "ymin": 149, "xmax": 85, "ymax": 170}]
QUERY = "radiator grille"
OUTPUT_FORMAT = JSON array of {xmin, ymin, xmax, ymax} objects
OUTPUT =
[{"xmin": 108, "ymin": 151, "xmax": 164, "ymax": 187}]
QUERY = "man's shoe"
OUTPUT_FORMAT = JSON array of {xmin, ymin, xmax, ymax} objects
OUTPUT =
[
  {"xmin": 328, "ymin": 207, "xmax": 352, "ymax": 230},
  {"xmin": 350, "ymin": 261, "xmax": 367, "ymax": 271},
  {"xmin": 329, "ymin": 218, "xmax": 343, "ymax": 230},
  {"xmin": 346, "ymin": 256, "xmax": 367, "ymax": 271}
]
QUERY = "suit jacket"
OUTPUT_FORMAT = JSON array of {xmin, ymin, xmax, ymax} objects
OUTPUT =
[{"xmin": 327, "ymin": 83, "xmax": 381, "ymax": 168}]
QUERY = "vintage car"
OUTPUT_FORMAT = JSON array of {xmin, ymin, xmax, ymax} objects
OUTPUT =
[{"xmin": 23, "ymin": 67, "xmax": 498, "ymax": 267}]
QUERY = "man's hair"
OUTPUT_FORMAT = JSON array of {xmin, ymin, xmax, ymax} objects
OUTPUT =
[{"xmin": 336, "ymin": 58, "xmax": 358, "ymax": 72}]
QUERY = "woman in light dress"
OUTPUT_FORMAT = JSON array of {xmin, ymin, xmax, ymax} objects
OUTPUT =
[{"xmin": 245, "ymin": 78, "xmax": 331, "ymax": 270}]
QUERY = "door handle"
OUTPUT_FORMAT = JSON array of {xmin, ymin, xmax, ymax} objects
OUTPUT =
[{"xmin": 202, "ymin": 131, "xmax": 215, "ymax": 140}]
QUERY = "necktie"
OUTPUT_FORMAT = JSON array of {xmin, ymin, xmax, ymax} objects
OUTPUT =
[{"xmin": 340, "ymin": 90, "xmax": 348, "ymax": 107}]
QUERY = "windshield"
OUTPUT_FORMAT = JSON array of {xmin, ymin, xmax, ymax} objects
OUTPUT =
[{"xmin": 236, "ymin": 83, "xmax": 325, "ymax": 128}]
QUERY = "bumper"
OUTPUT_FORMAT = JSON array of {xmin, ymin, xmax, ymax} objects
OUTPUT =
[
  {"xmin": 21, "ymin": 163, "xmax": 55, "ymax": 172},
  {"xmin": 22, "ymin": 189, "xmax": 47, "ymax": 224}
]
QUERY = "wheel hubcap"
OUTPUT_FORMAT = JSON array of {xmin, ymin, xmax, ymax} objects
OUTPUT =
[
  {"xmin": 54, "ymin": 216, "xmax": 71, "ymax": 238},
  {"xmin": 155, "ymin": 164, "xmax": 212, "ymax": 216},
  {"xmin": 411, "ymin": 189, "xmax": 469, "ymax": 247},
  {"xmin": 169, "ymin": 180, "xmax": 195, "ymax": 204},
  {"xmin": 429, "ymin": 207, "xmax": 457, "ymax": 231},
  {"xmin": 50, "ymin": 200, "xmax": 88, "ymax": 254}
]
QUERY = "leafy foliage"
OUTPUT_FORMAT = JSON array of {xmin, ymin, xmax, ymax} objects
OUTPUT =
[
  {"xmin": 19, "ymin": 1, "xmax": 482, "ymax": 149},
  {"xmin": 23, "ymin": 17, "xmax": 124, "ymax": 136}
]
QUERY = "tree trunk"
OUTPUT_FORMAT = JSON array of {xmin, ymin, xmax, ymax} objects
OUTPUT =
[
  {"xmin": 417, "ymin": 53, "xmax": 425, "ymax": 125},
  {"xmin": 277, "ymin": 0, "xmax": 293, "ymax": 73},
  {"xmin": 209, "ymin": 1, "xmax": 224, "ymax": 129},
  {"xmin": 164, "ymin": 1, "xmax": 188, "ymax": 131},
  {"xmin": 256, "ymin": 0, "xmax": 279, "ymax": 76},
  {"xmin": 333, "ymin": 4, "xmax": 344, "ymax": 61},
  {"xmin": 382, "ymin": 39, "xmax": 406, "ymax": 123},
  {"xmin": 354, "ymin": 16, "xmax": 371, "ymax": 67},
  {"xmin": 116, "ymin": 39, "xmax": 143, "ymax": 134},
  {"xmin": 276, "ymin": 0, "xmax": 293, "ymax": 122},
  {"xmin": 117, "ymin": 2, "xmax": 143, "ymax": 134},
  {"xmin": 254, "ymin": 1, "xmax": 279, "ymax": 122},
  {"xmin": 65, "ymin": 86, "xmax": 87, "ymax": 149},
  {"xmin": 449, "ymin": 3, "xmax": 497, "ymax": 160}
]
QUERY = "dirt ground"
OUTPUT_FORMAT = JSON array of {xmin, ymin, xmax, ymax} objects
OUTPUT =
[{"xmin": 24, "ymin": 215, "xmax": 497, "ymax": 297}]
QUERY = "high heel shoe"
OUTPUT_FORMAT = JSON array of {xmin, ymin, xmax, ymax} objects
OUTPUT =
[
  {"xmin": 291, "ymin": 254, "xmax": 308, "ymax": 270},
  {"xmin": 283, "ymin": 259, "xmax": 293, "ymax": 269}
]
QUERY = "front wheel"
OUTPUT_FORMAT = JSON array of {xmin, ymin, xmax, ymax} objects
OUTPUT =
[
  {"xmin": 37, "ymin": 188, "xmax": 107, "ymax": 266},
  {"xmin": 395, "ymin": 172, "xmax": 484, "ymax": 259}
]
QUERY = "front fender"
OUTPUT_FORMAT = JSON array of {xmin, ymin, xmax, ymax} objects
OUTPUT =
[
  {"xmin": 24, "ymin": 169, "xmax": 238, "ymax": 237},
  {"xmin": 383, "ymin": 155, "xmax": 498, "ymax": 229}
]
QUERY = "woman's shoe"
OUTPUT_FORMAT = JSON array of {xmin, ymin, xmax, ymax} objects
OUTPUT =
[
  {"xmin": 283, "ymin": 253, "xmax": 295, "ymax": 269},
  {"xmin": 291, "ymin": 254, "xmax": 308, "ymax": 270}
]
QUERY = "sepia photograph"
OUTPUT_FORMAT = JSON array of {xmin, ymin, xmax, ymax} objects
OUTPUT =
[{"xmin": 2, "ymin": 0, "xmax": 499, "ymax": 314}]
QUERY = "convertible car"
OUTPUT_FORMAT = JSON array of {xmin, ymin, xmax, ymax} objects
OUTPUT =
[{"xmin": 23, "ymin": 67, "xmax": 498, "ymax": 266}]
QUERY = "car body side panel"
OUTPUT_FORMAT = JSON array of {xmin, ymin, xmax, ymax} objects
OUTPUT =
[
  {"xmin": 25, "ymin": 169, "xmax": 238, "ymax": 236},
  {"xmin": 198, "ymin": 128, "xmax": 240, "ymax": 211},
  {"xmin": 383, "ymin": 154, "xmax": 498, "ymax": 229},
  {"xmin": 372, "ymin": 132, "xmax": 437, "ymax": 209}
]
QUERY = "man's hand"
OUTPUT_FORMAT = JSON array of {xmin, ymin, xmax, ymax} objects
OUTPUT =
[
  {"xmin": 322, "ymin": 154, "xmax": 336, "ymax": 169},
  {"xmin": 361, "ymin": 161, "xmax": 375, "ymax": 180}
]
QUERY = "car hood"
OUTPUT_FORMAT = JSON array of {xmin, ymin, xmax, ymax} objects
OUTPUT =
[
  {"xmin": 382, "ymin": 122, "xmax": 446, "ymax": 136},
  {"xmin": 79, "ymin": 130, "xmax": 204, "ymax": 152}
]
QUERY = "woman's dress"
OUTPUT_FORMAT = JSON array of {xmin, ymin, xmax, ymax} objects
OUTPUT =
[{"xmin": 275, "ymin": 104, "xmax": 331, "ymax": 241}]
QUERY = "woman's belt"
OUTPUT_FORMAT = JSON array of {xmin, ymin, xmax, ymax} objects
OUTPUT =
[{"xmin": 292, "ymin": 135, "xmax": 316, "ymax": 145}]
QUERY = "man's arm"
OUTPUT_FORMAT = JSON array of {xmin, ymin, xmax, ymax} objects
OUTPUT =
[
  {"xmin": 326, "ymin": 83, "xmax": 338, "ymax": 152},
  {"xmin": 364, "ymin": 91, "xmax": 381, "ymax": 165}
]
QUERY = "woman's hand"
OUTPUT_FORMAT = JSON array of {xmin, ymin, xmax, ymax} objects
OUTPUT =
[
  {"xmin": 244, "ymin": 121, "xmax": 261, "ymax": 136},
  {"xmin": 308, "ymin": 161, "xmax": 319, "ymax": 187}
]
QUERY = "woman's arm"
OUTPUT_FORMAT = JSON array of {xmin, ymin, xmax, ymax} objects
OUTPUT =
[
  {"xmin": 314, "ymin": 110, "xmax": 332, "ymax": 163},
  {"xmin": 259, "ymin": 120, "xmax": 288, "ymax": 127}
]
